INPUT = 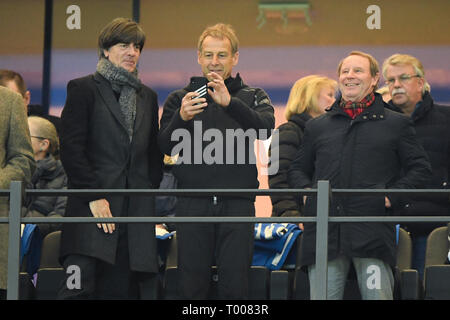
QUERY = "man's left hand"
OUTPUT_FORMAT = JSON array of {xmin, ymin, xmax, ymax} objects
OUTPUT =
[{"xmin": 207, "ymin": 72, "xmax": 231, "ymax": 107}]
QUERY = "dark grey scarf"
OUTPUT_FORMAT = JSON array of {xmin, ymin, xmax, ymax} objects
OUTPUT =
[{"xmin": 96, "ymin": 57, "xmax": 141, "ymax": 140}]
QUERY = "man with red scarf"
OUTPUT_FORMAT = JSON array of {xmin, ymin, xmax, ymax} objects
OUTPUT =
[{"xmin": 288, "ymin": 51, "xmax": 431, "ymax": 300}]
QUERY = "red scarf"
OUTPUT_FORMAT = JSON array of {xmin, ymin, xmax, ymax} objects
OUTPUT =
[{"xmin": 340, "ymin": 92, "xmax": 375, "ymax": 119}]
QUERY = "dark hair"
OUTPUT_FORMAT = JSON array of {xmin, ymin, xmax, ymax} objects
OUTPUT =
[
  {"xmin": 98, "ymin": 17, "xmax": 146, "ymax": 58},
  {"xmin": 0, "ymin": 69, "xmax": 27, "ymax": 97}
]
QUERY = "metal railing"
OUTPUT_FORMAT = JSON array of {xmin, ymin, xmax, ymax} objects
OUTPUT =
[{"xmin": 2, "ymin": 180, "xmax": 450, "ymax": 300}]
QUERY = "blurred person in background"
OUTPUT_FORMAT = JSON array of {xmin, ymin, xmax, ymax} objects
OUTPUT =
[
  {"xmin": 23, "ymin": 116, "xmax": 67, "ymax": 239},
  {"xmin": 0, "ymin": 69, "xmax": 61, "ymax": 134},
  {"xmin": 376, "ymin": 85, "xmax": 391, "ymax": 103},
  {"xmin": 383, "ymin": 53, "xmax": 450, "ymax": 281}
]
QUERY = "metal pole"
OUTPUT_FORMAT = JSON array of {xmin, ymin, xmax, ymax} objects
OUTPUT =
[
  {"xmin": 132, "ymin": 0, "xmax": 140, "ymax": 22},
  {"xmin": 6, "ymin": 181, "xmax": 23, "ymax": 300},
  {"xmin": 41, "ymin": 0, "xmax": 53, "ymax": 114},
  {"xmin": 315, "ymin": 180, "xmax": 330, "ymax": 300}
]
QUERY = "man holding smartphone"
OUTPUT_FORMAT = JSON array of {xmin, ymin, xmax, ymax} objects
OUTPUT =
[{"xmin": 158, "ymin": 23, "xmax": 274, "ymax": 299}]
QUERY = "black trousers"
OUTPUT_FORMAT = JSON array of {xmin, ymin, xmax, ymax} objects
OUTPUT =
[
  {"xmin": 176, "ymin": 197, "xmax": 254, "ymax": 300},
  {"xmin": 57, "ymin": 225, "xmax": 158, "ymax": 300}
]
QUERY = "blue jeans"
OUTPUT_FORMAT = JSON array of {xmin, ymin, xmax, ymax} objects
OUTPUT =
[{"xmin": 308, "ymin": 255, "xmax": 394, "ymax": 300}]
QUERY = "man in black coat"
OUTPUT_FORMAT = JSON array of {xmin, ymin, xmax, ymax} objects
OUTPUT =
[
  {"xmin": 288, "ymin": 51, "xmax": 431, "ymax": 300},
  {"xmin": 383, "ymin": 53, "xmax": 450, "ymax": 281},
  {"xmin": 57, "ymin": 18, "xmax": 163, "ymax": 299},
  {"xmin": 268, "ymin": 75, "xmax": 337, "ymax": 224},
  {"xmin": 158, "ymin": 23, "xmax": 274, "ymax": 299}
]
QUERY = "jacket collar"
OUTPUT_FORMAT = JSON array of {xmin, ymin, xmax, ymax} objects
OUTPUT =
[
  {"xmin": 289, "ymin": 112, "xmax": 312, "ymax": 130},
  {"xmin": 327, "ymin": 92, "xmax": 387, "ymax": 122},
  {"xmin": 412, "ymin": 92, "xmax": 434, "ymax": 121},
  {"xmin": 93, "ymin": 72, "xmax": 146, "ymax": 137},
  {"xmin": 385, "ymin": 91, "xmax": 434, "ymax": 122},
  {"xmin": 32, "ymin": 155, "xmax": 64, "ymax": 183},
  {"xmin": 224, "ymin": 73, "xmax": 247, "ymax": 94}
]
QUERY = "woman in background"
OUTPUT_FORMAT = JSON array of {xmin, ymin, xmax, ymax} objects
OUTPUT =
[{"xmin": 269, "ymin": 75, "xmax": 337, "ymax": 229}]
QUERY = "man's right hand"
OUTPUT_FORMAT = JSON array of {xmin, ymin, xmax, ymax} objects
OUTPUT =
[
  {"xmin": 89, "ymin": 198, "xmax": 115, "ymax": 234},
  {"xmin": 180, "ymin": 92, "xmax": 207, "ymax": 121}
]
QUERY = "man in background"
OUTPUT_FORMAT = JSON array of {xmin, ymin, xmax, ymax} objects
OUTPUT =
[
  {"xmin": 0, "ymin": 69, "xmax": 61, "ymax": 134},
  {"xmin": 383, "ymin": 53, "xmax": 450, "ymax": 281}
]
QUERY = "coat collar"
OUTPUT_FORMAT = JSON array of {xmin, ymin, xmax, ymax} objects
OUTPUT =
[
  {"xmin": 411, "ymin": 92, "xmax": 434, "ymax": 121},
  {"xmin": 289, "ymin": 112, "xmax": 312, "ymax": 130},
  {"xmin": 385, "ymin": 91, "xmax": 434, "ymax": 122},
  {"xmin": 93, "ymin": 72, "xmax": 146, "ymax": 138},
  {"xmin": 32, "ymin": 155, "xmax": 64, "ymax": 183},
  {"xmin": 134, "ymin": 86, "xmax": 146, "ymax": 134},
  {"xmin": 327, "ymin": 92, "xmax": 387, "ymax": 122}
]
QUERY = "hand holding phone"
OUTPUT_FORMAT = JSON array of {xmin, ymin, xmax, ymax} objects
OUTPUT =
[
  {"xmin": 190, "ymin": 77, "xmax": 209, "ymax": 105},
  {"xmin": 179, "ymin": 77, "xmax": 209, "ymax": 121}
]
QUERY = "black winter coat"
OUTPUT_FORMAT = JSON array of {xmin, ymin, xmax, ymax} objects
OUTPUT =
[
  {"xmin": 269, "ymin": 113, "xmax": 311, "ymax": 217},
  {"xmin": 59, "ymin": 72, "xmax": 163, "ymax": 272},
  {"xmin": 24, "ymin": 155, "xmax": 67, "ymax": 238},
  {"xmin": 386, "ymin": 92, "xmax": 450, "ymax": 236},
  {"xmin": 158, "ymin": 74, "xmax": 274, "ymax": 198},
  {"xmin": 288, "ymin": 93, "xmax": 431, "ymax": 267}
]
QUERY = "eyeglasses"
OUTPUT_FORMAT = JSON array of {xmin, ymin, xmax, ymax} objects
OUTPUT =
[
  {"xmin": 30, "ymin": 135, "xmax": 47, "ymax": 140},
  {"xmin": 385, "ymin": 74, "xmax": 421, "ymax": 86}
]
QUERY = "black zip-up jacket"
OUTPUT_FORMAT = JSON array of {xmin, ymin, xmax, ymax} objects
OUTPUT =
[
  {"xmin": 386, "ymin": 92, "xmax": 450, "ymax": 236},
  {"xmin": 158, "ymin": 74, "xmax": 274, "ymax": 198},
  {"xmin": 269, "ymin": 112, "xmax": 311, "ymax": 217},
  {"xmin": 288, "ymin": 93, "xmax": 431, "ymax": 267}
]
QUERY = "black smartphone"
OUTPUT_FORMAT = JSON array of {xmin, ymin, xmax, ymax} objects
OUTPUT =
[{"xmin": 189, "ymin": 76, "xmax": 209, "ymax": 104}]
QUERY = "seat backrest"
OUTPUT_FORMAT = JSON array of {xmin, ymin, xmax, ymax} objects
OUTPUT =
[
  {"xmin": 425, "ymin": 226, "xmax": 449, "ymax": 267},
  {"xmin": 39, "ymin": 231, "xmax": 62, "ymax": 268},
  {"xmin": 396, "ymin": 227, "xmax": 412, "ymax": 272},
  {"xmin": 165, "ymin": 233, "xmax": 177, "ymax": 269}
]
